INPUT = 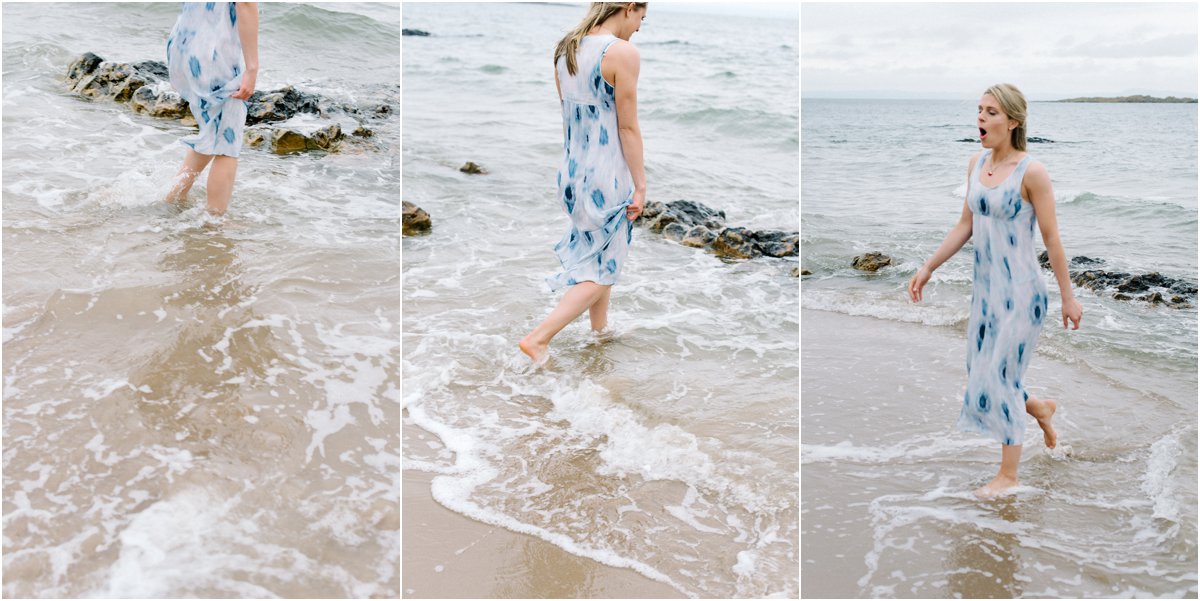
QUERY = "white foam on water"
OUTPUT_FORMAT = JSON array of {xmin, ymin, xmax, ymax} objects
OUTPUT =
[
  {"xmin": 1141, "ymin": 433, "xmax": 1183, "ymax": 524},
  {"xmin": 801, "ymin": 436, "xmax": 993, "ymax": 465},
  {"xmin": 802, "ymin": 290, "xmax": 969, "ymax": 328}
]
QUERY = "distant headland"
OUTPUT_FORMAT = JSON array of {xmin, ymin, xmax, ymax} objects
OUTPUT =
[{"xmin": 1053, "ymin": 95, "xmax": 1197, "ymax": 103}]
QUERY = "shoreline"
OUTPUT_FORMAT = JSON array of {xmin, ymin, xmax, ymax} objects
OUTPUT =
[{"xmin": 402, "ymin": 469, "xmax": 686, "ymax": 599}]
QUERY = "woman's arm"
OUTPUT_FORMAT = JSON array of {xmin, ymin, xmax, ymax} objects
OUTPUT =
[
  {"xmin": 1026, "ymin": 162, "xmax": 1083, "ymax": 329},
  {"xmin": 609, "ymin": 42, "xmax": 645, "ymax": 221},
  {"xmin": 231, "ymin": 2, "xmax": 259, "ymax": 100},
  {"xmin": 909, "ymin": 154, "xmax": 978, "ymax": 302}
]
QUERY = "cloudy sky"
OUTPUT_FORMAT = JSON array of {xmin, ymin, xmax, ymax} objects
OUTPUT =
[{"xmin": 802, "ymin": 2, "xmax": 1197, "ymax": 100}]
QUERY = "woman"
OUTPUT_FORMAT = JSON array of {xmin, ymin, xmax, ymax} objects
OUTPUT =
[
  {"xmin": 908, "ymin": 83, "xmax": 1083, "ymax": 497},
  {"xmin": 163, "ymin": 2, "xmax": 259, "ymax": 215},
  {"xmin": 520, "ymin": 2, "xmax": 648, "ymax": 365}
]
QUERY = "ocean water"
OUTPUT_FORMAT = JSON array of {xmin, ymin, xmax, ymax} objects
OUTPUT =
[
  {"xmin": 402, "ymin": 3, "xmax": 798, "ymax": 598},
  {"xmin": 3, "ymin": 3, "xmax": 400, "ymax": 597},
  {"xmin": 801, "ymin": 98, "xmax": 1198, "ymax": 596}
]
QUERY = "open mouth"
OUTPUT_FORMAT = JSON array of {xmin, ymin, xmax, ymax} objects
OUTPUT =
[{"xmin": 979, "ymin": 127, "xmax": 987, "ymax": 139}]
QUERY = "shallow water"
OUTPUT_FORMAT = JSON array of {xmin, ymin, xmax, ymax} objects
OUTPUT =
[
  {"xmin": 801, "ymin": 310, "xmax": 1198, "ymax": 598},
  {"xmin": 3, "ymin": 3, "xmax": 400, "ymax": 597},
  {"xmin": 402, "ymin": 3, "xmax": 799, "ymax": 598}
]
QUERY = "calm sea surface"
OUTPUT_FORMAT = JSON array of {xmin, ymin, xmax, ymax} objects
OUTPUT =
[
  {"xmin": 3, "ymin": 3, "xmax": 400, "ymax": 597},
  {"xmin": 403, "ymin": 3, "xmax": 799, "ymax": 598},
  {"xmin": 801, "ymin": 98, "xmax": 1198, "ymax": 597}
]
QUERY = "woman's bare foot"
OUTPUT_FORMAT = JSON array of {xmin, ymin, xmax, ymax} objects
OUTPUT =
[
  {"xmin": 518, "ymin": 335, "xmax": 549, "ymax": 366},
  {"xmin": 1025, "ymin": 397, "xmax": 1058, "ymax": 448},
  {"xmin": 974, "ymin": 473, "xmax": 1019, "ymax": 498}
]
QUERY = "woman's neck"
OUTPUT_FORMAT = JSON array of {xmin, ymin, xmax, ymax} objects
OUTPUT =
[{"xmin": 990, "ymin": 145, "xmax": 1021, "ymax": 166}]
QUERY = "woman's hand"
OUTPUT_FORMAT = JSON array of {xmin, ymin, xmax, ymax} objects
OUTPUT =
[
  {"xmin": 230, "ymin": 66, "xmax": 257, "ymax": 100},
  {"xmin": 1062, "ymin": 296, "xmax": 1082, "ymax": 330},
  {"xmin": 626, "ymin": 188, "xmax": 645, "ymax": 221},
  {"xmin": 908, "ymin": 266, "xmax": 932, "ymax": 302}
]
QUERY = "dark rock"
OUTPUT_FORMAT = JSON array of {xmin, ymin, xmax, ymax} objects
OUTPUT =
[
  {"xmin": 791, "ymin": 266, "xmax": 800, "ymax": 277},
  {"xmin": 1172, "ymin": 296, "xmax": 1186, "ymax": 304},
  {"xmin": 1028, "ymin": 136, "xmax": 1054, "ymax": 143},
  {"xmin": 374, "ymin": 104, "xmax": 392, "ymax": 117},
  {"xmin": 460, "ymin": 161, "xmax": 486, "ymax": 175},
  {"xmin": 712, "ymin": 227, "xmax": 760, "ymax": 260},
  {"xmin": 403, "ymin": 28, "xmax": 431, "ymax": 36},
  {"xmin": 130, "ymin": 85, "xmax": 189, "ymax": 119},
  {"xmin": 403, "ymin": 201, "xmax": 431, "ymax": 235},
  {"xmin": 66, "ymin": 52, "xmax": 103, "ymax": 84},
  {"xmin": 852, "ymin": 252, "xmax": 892, "ymax": 272},
  {"xmin": 245, "ymin": 86, "xmax": 321, "ymax": 125},
  {"xmin": 1142, "ymin": 291, "xmax": 1165, "ymax": 304},
  {"xmin": 640, "ymin": 200, "xmax": 664, "ymax": 221},
  {"xmin": 801, "ymin": 269, "xmax": 812, "ymax": 276},
  {"xmin": 1118, "ymin": 272, "xmax": 1170, "ymax": 293},
  {"xmin": 1038, "ymin": 250, "xmax": 1050, "ymax": 269},
  {"xmin": 752, "ymin": 229, "xmax": 798, "ymax": 257},
  {"xmin": 73, "ymin": 61, "xmax": 154, "ymax": 102},
  {"xmin": 1113, "ymin": 293, "xmax": 1133, "ymax": 301},
  {"xmin": 646, "ymin": 211, "xmax": 676, "ymax": 233},
  {"xmin": 245, "ymin": 123, "xmax": 342, "ymax": 154},
  {"xmin": 352, "ymin": 125, "xmax": 374, "ymax": 138},
  {"xmin": 131, "ymin": 60, "xmax": 168, "ymax": 80},
  {"xmin": 662, "ymin": 222, "xmax": 689, "ymax": 242},
  {"xmin": 663, "ymin": 200, "xmax": 725, "ymax": 228},
  {"xmin": 680, "ymin": 225, "xmax": 716, "ymax": 248},
  {"xmin": 1171, "ymin": 281, "xmax": 1198, "ymax": 295},
  {"xmin": 1071, "ymin": 256, "xmax": 1102, "ymax": 266}
]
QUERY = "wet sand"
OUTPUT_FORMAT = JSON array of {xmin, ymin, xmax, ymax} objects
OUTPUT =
[
  {"xmin": 801, "ymin": 308, "xmax": 1198, "ymax": 598},
  {"xmin": 402, "ymin": 469, "xmax": 685, "ymax": 599}
]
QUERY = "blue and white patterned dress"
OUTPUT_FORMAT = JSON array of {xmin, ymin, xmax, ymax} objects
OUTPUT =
[
  {"xmin": 166, "ymin": 2, "xmax": 247, "ymax": 157},
  {"xmin": 546, "ymin": 34, "xmax": 635, "ymax": 291},
  {"xmin": 957, "ymin": 150, "xmax": 1048, "ymax": 446}
]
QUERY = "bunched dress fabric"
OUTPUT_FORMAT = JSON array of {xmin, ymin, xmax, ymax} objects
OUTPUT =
[
  {"xmin": 956, "ymin": 150, "xmax": 1048, "ymax": 446},
  {"xmin": 546, "ymin": 34, "xmax": 635, "ymax": 292},
  {"xmin": 166, "ymin": 2, "xmax": 247, "ymax": 157}
]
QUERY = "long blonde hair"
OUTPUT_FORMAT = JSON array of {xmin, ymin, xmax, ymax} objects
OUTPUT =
[
  {"xmin": 985, "ymin": 83, "xmax": 1028, "ymax": 151},
  {"xmin": 554, "ymin": 2, "xmax": 647, "ymax": 76}
]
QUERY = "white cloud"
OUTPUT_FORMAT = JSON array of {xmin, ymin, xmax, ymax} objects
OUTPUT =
[{"xmin": 802, "ymin": 2, "xmax": 1198, "ymax": 99}]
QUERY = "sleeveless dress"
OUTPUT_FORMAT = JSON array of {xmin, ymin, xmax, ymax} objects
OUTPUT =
[
  {"xmin": 956, "ymin": 150, "xmax": 1048, "ymax": 446},
  {"xmin": 166, "ymin": 2, "xmax": 247, "ymax": 157},
  {"xmin": 546, "ymin": 34, "xmax": 635, "ymax": 292}
]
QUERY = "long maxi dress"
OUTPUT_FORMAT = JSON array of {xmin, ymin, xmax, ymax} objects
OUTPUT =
[
  {"xmin": 956, "ymin": 150, "xmax": 1048, "ymax": 446},
  {"xmin": 546, "ymin": 34, "xmax": 635, "ymax": 292},
  {"xmin": 166, "ymin": 2, "xmax": 248, "ymax": 158}
]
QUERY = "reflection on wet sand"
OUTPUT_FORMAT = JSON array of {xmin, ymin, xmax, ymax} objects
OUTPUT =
[{"xmin": 946, "ymin": 497, "xmax": 1025, "ymax": 599}]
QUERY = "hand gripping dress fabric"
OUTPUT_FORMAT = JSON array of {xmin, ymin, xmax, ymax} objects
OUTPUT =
[
  {"xmin": 546, "ymin": 34, "xmax": 635, "ymax": 292},
  {"xmin": 956, "ymin": 150, "xmax": 1048, "ymax": 446},
  {"xmin": 166, "ymin": 2, "xmax": 247, "ymax": 158}
]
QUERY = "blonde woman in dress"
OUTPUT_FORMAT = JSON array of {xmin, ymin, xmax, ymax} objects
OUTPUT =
[{"xmin": 521, "ymin": 2, "xmax": 648, "ymax": 364}]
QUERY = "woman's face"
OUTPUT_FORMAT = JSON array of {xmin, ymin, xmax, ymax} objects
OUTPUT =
[
  {"xmin": 977, "ymin": 93, "xmax": 1015, "ymax": 150},
  {"xmin": 618, "ymin": 6, "xmax": 646, "ymax": 40}
]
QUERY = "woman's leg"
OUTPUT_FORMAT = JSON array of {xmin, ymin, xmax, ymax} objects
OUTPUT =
[
  {"xmin": 206, "ymin": 155, "xmax": 239, "ymax": 215},
  {"xmin": 1025, "ymin": 396, "xmax": 1058, "ymax": 448},
  {"xmin": 588, "ymin": 284, "xmax": 612, "ymax": 331},
  {"xmin": 520, "ymin": 281, "xmax": 609, "ymax": 362},
  {"xmin": 164, "ymin": 149, "xmax": 214, "ymax": 205},
  {"xmin": 976, "ymin": 444, "xmax": 1022, "ymax": 497}
]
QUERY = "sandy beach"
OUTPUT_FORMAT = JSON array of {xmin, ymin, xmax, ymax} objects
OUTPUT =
[
  {"xmin": 403, "ymin": 469, "xmax": 684, "ymax": 599},
  {"xmin": 801, "ymin": 307, "xmax": 1197, "ymax": 598}
]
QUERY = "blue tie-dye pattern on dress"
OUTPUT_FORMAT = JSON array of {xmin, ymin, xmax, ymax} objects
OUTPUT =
[
  {"xmin": 956, "ymin": 150, "xmax": 1047, "ymax": 446},
  {"xmin": 546, "ymin": 34, "xmax": 635, "ymax": 292},
  {"xmin": 166, "ymin": 2, "xmax": 247, "ymax": 157}
]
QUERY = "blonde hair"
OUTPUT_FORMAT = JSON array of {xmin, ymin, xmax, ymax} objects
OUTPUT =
[
  {"xmin": 554, "ymin": 2, "xmax": 647, "ymax": 76},
  {"xmin": 985, "ymin": 83, "xmax": 1028, "ymax": 151}
]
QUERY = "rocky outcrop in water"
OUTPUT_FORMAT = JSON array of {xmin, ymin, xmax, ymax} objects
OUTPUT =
[
  {"xmin": 460, "ymin": 161, "xmax": 487, "ymax": 175},
  {"xmin": 403, "ymin": 201, "xmax": 431, "ymax": 236},
  {"xmin": 1037, "ymin": 250, "xmax": 1195, "ymax": 306},
  {"xmin": 403, "ymin": 28, "xmax": 431, "ymax": 36},
  {"xmin": 852, "ymin": 252, "xmax": 892, "ymax": 272},
  {"xmin": 65, "ymin": 52, "xmax": 386, "ymax": 154},
  {"xmin": 636, "ymin": 200, "xmax": 797, "ymax": 262},
  {"xmin": 957, "ymin": 136, "xmax": 1055, "ymax": 143}
]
